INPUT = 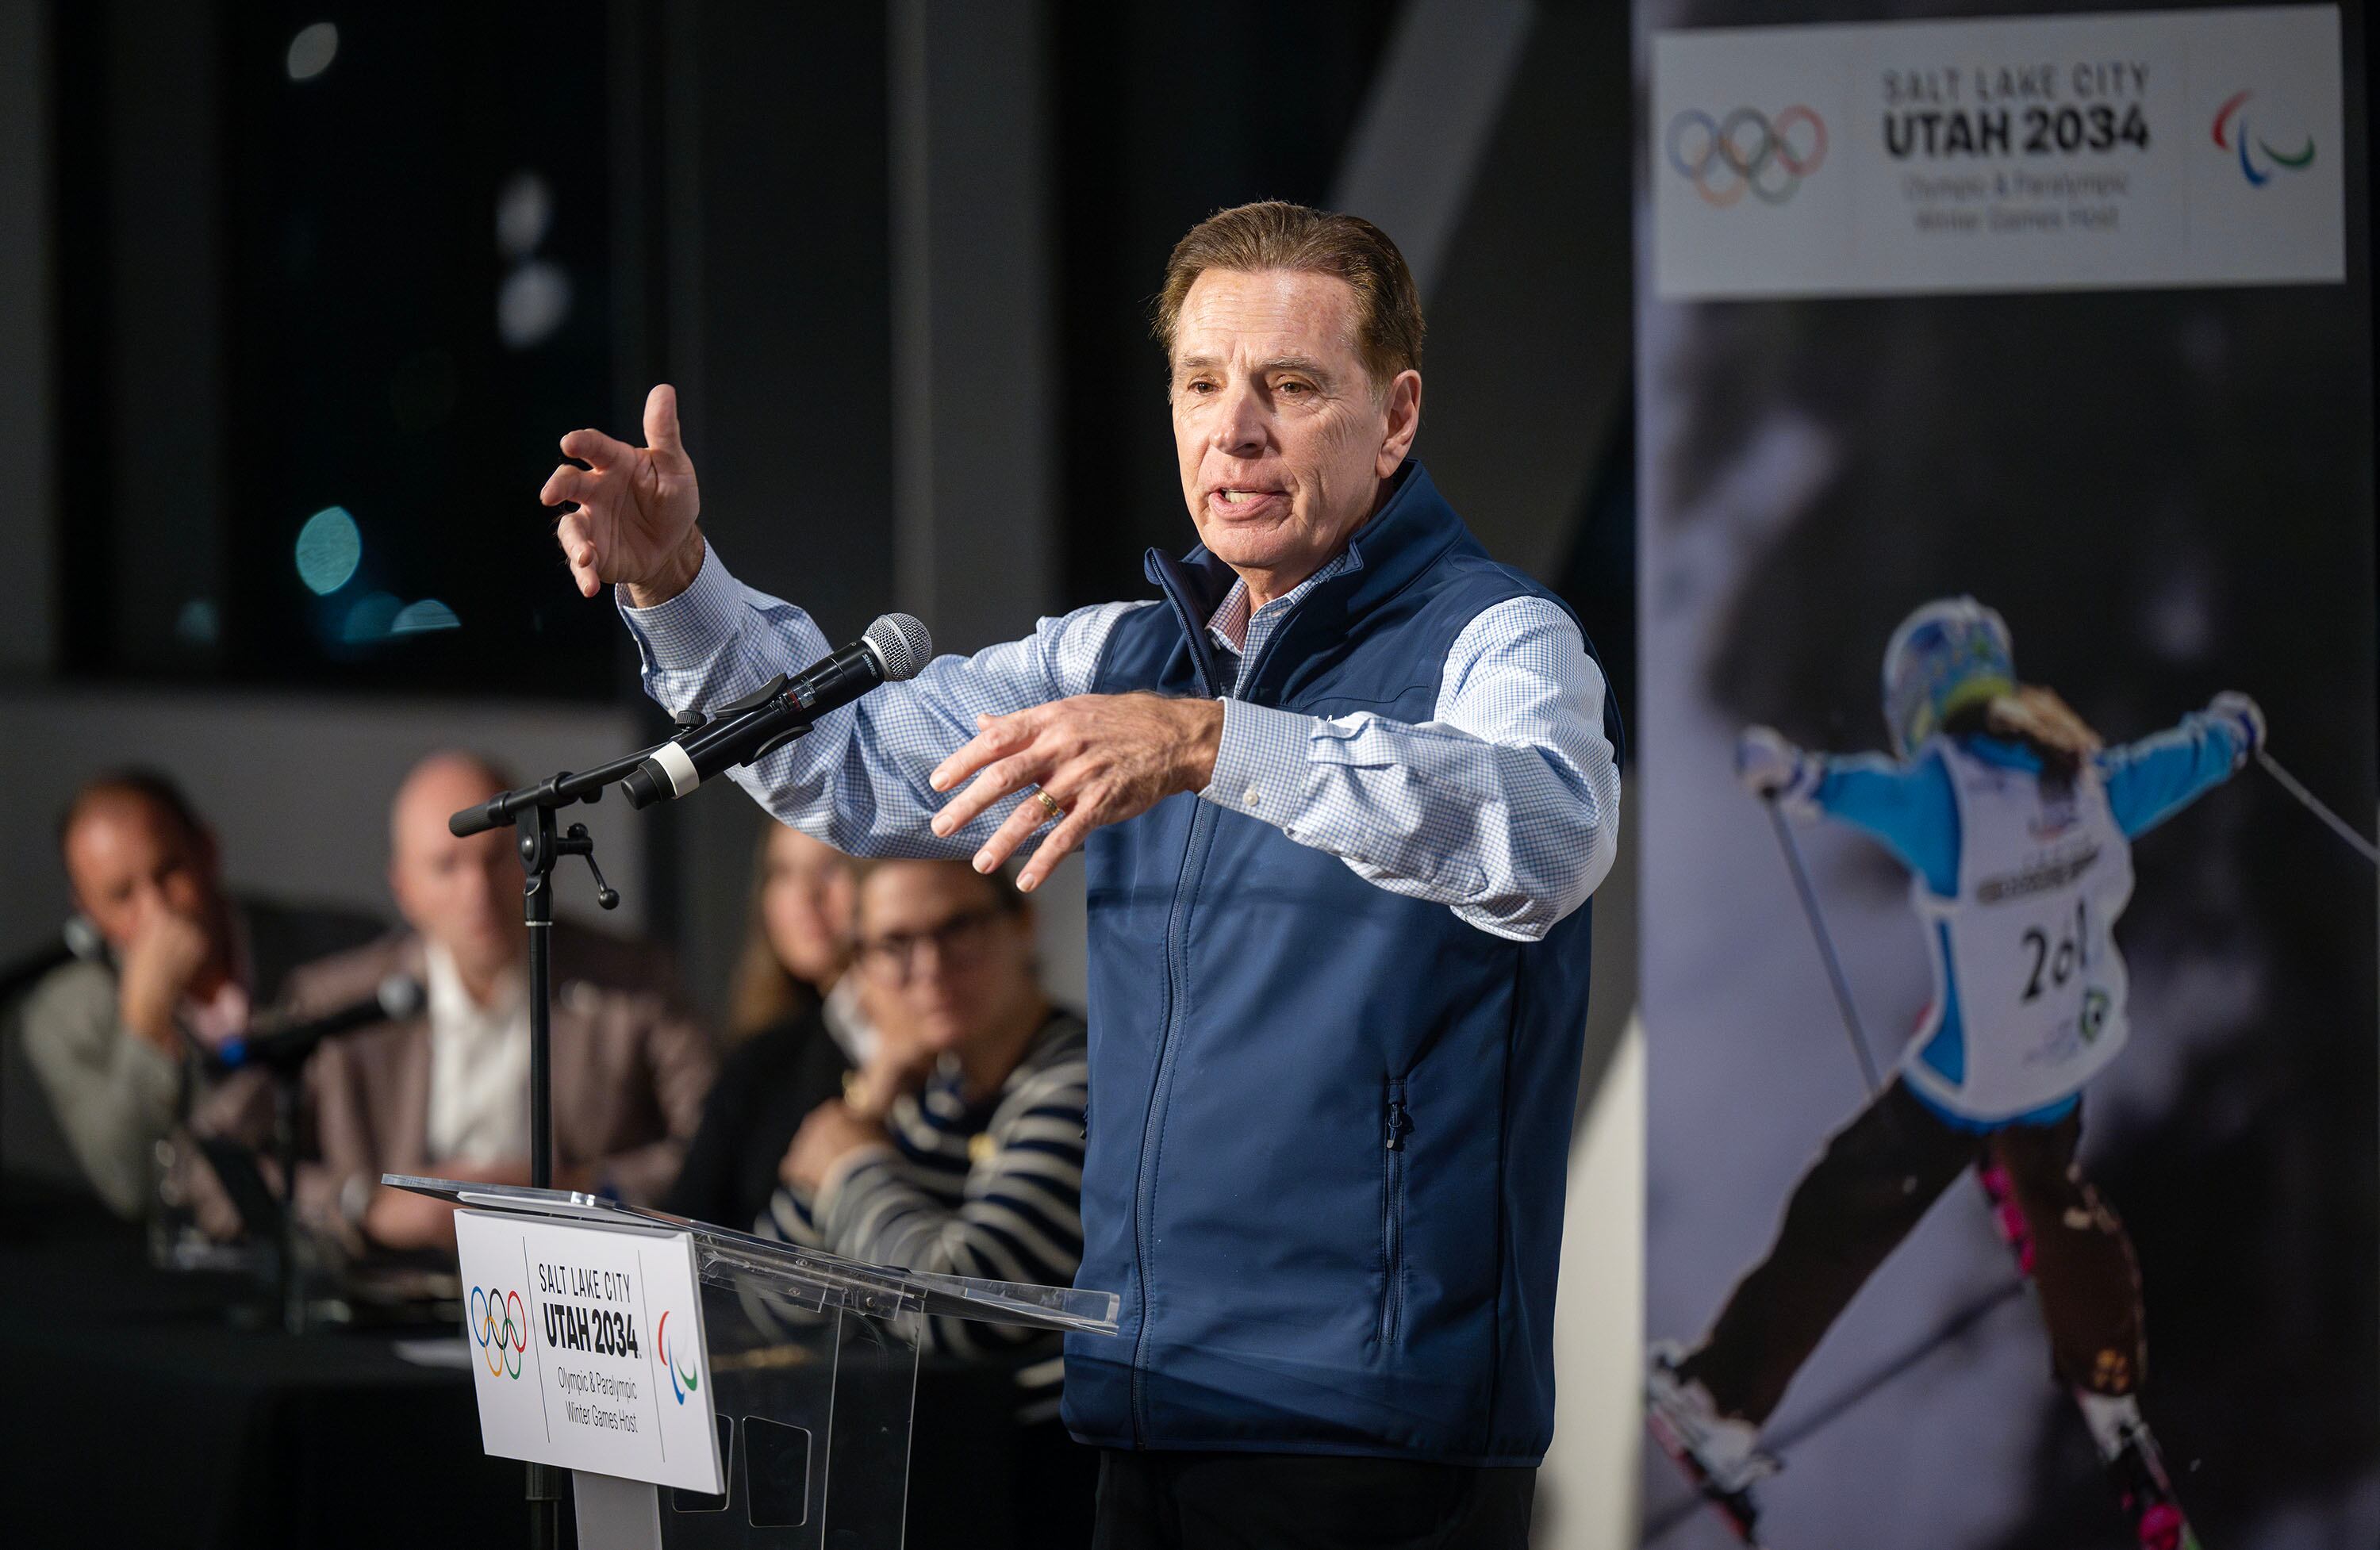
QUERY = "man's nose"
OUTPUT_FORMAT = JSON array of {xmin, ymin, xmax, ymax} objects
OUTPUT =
[
  {"xmin": 1210, "ymin": 379, "xmax": 1269, "ymax": 457},
  {"xmin": 908, "ymin": 937, "xmax": 950, "ymax": 987}
]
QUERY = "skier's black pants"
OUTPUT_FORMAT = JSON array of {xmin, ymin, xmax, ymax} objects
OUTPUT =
[{"xmin": 1680, "ymin": 1079, "xmax": 2144, "ymax": 1426}]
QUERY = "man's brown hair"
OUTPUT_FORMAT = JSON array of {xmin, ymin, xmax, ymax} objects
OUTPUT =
[
  {"xmin": 56, "ymin": 767, "xmax": 207, "ymax": 852},
  {"xmin": 1153, "ymin": 201, "xmax": 1424, "ymax": 393},
  {"xmin": 850, "ymin": 855, "xmax": 1025, "ymax": 928}
]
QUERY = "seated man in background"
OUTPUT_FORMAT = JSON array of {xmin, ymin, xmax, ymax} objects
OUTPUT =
[
  {"xmin": 285, "ymin": 750, "xmax": 714, "ymax": 1253},
  {"xmin": 6, "ymin": 769, "xmax": 379, "ymax": 1218},
  {"xmin": 664, "ymin": 824, "xmax": 881, "ymax": 1230}
]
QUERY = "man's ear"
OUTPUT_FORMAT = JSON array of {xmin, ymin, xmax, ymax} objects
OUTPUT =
[{"xmin": 1376, "ymin": 369, "xmax": 1422, "ymax": 477}]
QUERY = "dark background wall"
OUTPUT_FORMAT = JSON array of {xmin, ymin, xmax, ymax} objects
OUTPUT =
[{"xmin": 2, "ymin": 0, "xmax": 1638, "ymax": 1022}]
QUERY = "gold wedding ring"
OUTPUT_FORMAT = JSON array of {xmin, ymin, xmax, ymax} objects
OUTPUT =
[{"xmin": 1032, "ymin": 788, "xmax": 1066, "ymax": 824}]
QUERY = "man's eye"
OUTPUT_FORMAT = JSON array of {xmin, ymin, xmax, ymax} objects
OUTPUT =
[{"xmin": 1276, "ymin": 379, "xmax": 1311, "ymax": 395}]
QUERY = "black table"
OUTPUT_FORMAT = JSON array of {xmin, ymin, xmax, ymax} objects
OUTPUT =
[{"xmin": 0, "ymin": 1182, "xmax": 1091, "ymax": 1548}]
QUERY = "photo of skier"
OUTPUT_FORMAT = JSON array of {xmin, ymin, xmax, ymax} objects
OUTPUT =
[
  {"xmin": 1645, "ymin": 597, "xmax": 2263, "ymax": 1550},
  {"xmin": 1631, "ymin": 6, "xmax": 2374, "ymax": 1526}
]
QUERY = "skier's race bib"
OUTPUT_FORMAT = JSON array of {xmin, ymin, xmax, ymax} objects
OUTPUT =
[{"xmin": 1904, "ymin": 740, "xmax": 2134, "ymax": 1120}]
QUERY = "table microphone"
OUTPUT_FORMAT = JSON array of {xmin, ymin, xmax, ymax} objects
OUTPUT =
[
  {"xmin": 621, "ymin": 612, "xmax": 932, "ymax": 808},
  {"xmin": 213, "ymin": 973, "xmax": 424, "ymax": 1072}
]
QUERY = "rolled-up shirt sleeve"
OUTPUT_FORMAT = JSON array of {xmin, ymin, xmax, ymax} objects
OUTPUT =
[
  {"xmin": 619, "ymin": 541, "xmax": 1151, "ymax": 857},
  {"xmin": 1201, "ymin": 597, "xmax": 1621, "ymax": 941}
]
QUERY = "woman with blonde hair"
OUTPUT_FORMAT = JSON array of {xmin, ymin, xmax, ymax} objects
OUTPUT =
[{"xmin": 663, "ymin": 823, "xmax": 882, "ymax": 1228}]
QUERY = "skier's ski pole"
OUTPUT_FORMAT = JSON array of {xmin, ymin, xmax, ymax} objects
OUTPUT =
[
  {"xmin": 1762, "ymin": 796, "xmax": 1887, "ymax": 1096},
  {"xmin": 2257, "ymin": 747, "xmax": 2380, "ymax": 867}
]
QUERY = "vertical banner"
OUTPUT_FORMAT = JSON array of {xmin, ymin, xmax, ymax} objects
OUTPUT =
[{"xmin": 1635, "ymin": 6, "xmax": 2374, "ymax": 1548}]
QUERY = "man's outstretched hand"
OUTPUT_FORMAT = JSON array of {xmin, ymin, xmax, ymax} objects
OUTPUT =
[
  {"xmin": 927, "ymin": 695, "xmax": 1224, "ymax": 891},
  {"xmin": 540, "ymin": 383, "xmax": 705, "ymax": 606}
]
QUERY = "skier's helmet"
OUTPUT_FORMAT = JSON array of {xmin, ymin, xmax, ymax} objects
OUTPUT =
[{"xmin": 1882, "ymin": 597, "xmax": 2016, "ymax": 758}]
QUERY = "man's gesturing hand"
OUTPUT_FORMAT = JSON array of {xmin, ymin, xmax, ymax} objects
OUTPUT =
[
  {"xmin": 928, "ymin": 694, "xmax": 1225, "ymax": 891},
  {"xmin": 539, "ymin": 383, "xmax": 704, "ymax": 605}
]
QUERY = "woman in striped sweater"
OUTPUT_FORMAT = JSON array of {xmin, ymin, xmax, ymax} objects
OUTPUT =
[{"xmin": 758, "ymin": 856, "xmax": 1088, "ymax": 1415}]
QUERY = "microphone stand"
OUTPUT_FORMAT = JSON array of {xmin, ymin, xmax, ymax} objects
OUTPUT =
[
  {"xmin": 273, "ymin": 1069, "xmax": 303, "ymax": 1335},
  {"xmin": 167, "ymin": 1026, "xmax": 348, "ymax": 1336},
  {"xmin": 204, "ymin": 998, "xmax": 422, "ymax": 1336},
  {"xmin": 453, "ymin": 690, "xmax": 814, "ymax": 1550},
  {"xmin": 450, "ymin": 751, "xmax": 648, "ymax": 1550}
]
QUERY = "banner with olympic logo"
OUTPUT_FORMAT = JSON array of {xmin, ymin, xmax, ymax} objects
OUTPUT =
[
  {"xmin": 1650, "ymin": 6, "xmax": 2343, "ymax": 299},
  {"xmin": 453, "ymin": 1209, "xmax": 724, "ymax": 1495}
]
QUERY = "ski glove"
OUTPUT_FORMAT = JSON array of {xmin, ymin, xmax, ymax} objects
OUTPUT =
[
  {"xmin": 2207, "ymin": 690, "xmax": 2265, "ymax": 762},
  {"xmin": 1736, "ymin": 726, "xmax": 1809, "ymax": 798}
]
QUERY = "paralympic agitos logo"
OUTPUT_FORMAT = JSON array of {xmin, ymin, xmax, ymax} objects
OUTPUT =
[
  {"xmin": 471, "ymin": 1285, "xmax": 529, "ymax": 1379},
  {"xmin": 1667, "ymin": 106, "xmax": 1828, "ymax": 206},
  {"xmin": 658, "ymin": 1309, "xmax": 701, "ymax": 1406},
  {"xmin": 2212, "ymin": 90, "xmax": 2314, "ymax": 186}
]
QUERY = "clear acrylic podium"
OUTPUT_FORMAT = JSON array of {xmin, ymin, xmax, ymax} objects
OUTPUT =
[{"xmin": 390, "ymin": 1177, "xmax": 1119, "ymax": 1550}]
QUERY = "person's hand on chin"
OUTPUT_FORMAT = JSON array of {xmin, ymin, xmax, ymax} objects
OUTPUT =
[
  {"xmin": 117, "ymin": 903, "xmax": 212, "ymax": 1053},
  {"xmin": 780, "ymin": 1101, "xmax": 892, "ymax": 1197}
]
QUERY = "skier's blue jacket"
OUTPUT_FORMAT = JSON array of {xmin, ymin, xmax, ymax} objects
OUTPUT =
[
  {"xmin": 1813, "ymin": 724, "xmax": 2247, "ymax": 896},
  {"xmin": 1058, "ymin": 466, "xmax": 1610, "ymax": 1466},
  {"xmin": 1808, "ymin": 720, "xmax": 2245, "ymax": 1128}
]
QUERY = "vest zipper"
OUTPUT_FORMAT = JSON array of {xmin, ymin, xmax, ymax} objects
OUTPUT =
[
  {"xmin": 1128, "ymin": 559, "xmax": 1227, "ymax": 1446},
  {"xmin": 1127, "ymin": 561, "xmax": 1327, "ymax": 1438},
  {"xmin": 1381, "ymin": 1080, "xmax": 1411, "ymax": 1349},
  {"xmin": 1129, "ymin": 800, "xmax": 1217, "ymax": 1444}
]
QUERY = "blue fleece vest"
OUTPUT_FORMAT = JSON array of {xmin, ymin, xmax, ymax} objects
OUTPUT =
[{"xmin": 1058, "ymin": 465, "xmax": 1602, "ymax": 1465}]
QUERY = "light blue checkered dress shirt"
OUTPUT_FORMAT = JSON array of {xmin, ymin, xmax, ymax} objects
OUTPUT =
[{"xmin": 620, "ymin": 539, "xmax": 1619, "ymax": 941}]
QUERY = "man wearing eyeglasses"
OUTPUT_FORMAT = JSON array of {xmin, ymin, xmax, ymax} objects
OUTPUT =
[{"xmin": 544, "ymin": 203, "xmax": 1621, "ymax": 1548}]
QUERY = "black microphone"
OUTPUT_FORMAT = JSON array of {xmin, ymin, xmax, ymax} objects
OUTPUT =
[
  {"xmin": 621, "ymin": 613, "xmax": 932, "ymax": 808},
  {"xmin": 213, "ymin": 973, "xmax": 424, "ymax": 1072}
]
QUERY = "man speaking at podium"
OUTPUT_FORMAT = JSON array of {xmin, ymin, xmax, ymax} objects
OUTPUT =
[{"xmin": 543, "ymin": 203, "xmax": 1620, "ymax": 1548}]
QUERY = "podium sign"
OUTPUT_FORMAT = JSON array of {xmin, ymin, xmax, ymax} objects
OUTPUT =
[
  {"xmin": 402, "ymin": 1176, "xmax": 1118, "ymax": 1548},
  {"xmin": 457, "ymin": 1210, "xmax": 726, "ymax": 1494}
]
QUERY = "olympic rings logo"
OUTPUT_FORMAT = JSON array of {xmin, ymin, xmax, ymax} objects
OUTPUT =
[
  {"xmin": 1667, "ymin": 106, "xmax": 1827, "ymax": 206},
  {"xmin": 471, "ymin": 1286, "xmax": 528, "ymax": 1379}
]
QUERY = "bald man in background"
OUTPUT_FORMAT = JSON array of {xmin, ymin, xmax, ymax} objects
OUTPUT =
[{"xmin": 279, "ymin": 751, "xmax": 713, "ymax": 1253}]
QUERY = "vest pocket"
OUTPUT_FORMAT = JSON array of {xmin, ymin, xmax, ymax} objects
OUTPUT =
[{"xmin": 1380, "ymin": 1077, "xmax": 1412, "ymax": 1349}]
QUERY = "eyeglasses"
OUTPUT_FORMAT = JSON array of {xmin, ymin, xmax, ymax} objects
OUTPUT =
[{"xmin": 856, "ymin": 906, "xmax": 1004, "ymax": 985}]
